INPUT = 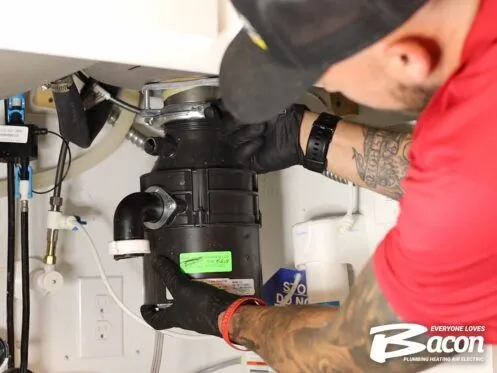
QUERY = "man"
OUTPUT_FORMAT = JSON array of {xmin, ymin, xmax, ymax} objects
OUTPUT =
[{"xmin": 141, "ymin": 0, "xmax": 497, "ymax": 372}]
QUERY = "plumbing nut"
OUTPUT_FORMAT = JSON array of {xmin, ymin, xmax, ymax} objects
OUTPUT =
[
  {"xmin": 144, "ymin": 186, "xmax": 178, "ymax": 230},
  {"xmin": 49, "ymin": 196, "xmax": 64, "ymax": 209},
  {"xmin": 43, "ymin": 255, "xmax": 56, "ymax": 266},
  {"xmin": 108, "ymin": 106, "xmax": 122, "ymax": 126}
]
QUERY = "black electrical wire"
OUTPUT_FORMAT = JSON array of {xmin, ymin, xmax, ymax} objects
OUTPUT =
[
  {"xmin": 76, "ymin": 71, "xmax": 142, "ymax": 115},
  {"xmin": 19, "ymin": 208, "xmax": 30, "ymax": 373},
  {"xmin": 32, "ymin": 130, "xmax": 72, "ymax": 195},
  {"xmin": 108, "ymin": 96, "xmax": 141, "ymax": 114},
  {"xmin": 6, "ymin": 162, "xmax": 15, "ymax": 369}
]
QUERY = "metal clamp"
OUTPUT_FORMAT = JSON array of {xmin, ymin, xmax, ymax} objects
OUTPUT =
[
  {"xmin": 45, "ymin": 75, "xmax": 75, "ymax": 93},
  {"xmin": 141, "ymin": 102, "xmax": 211, "ymax": 127},
  {"xmin": 144, "ymin": 186, "xmax": 180, "ymax": 230},
  {"xmin": 140, "ymin": 78, "xmax": 219, "ymax": 125},
  {"xmin": 141, "ymin": 78, "xmax": 219, "ymax": 93}
]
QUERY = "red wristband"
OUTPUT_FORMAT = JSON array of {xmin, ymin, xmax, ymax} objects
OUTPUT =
[{"xmin": 221, "ymin": 297, "xmax": 266, "ymax": 351}]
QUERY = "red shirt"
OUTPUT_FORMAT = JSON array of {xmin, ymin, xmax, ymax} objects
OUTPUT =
[{"xmin": 374, "ymin": 0, "xmax": 497, "ymax": 344}]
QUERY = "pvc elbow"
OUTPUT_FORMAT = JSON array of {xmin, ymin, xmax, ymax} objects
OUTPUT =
[
  {"xmin": 110, "ymin": 192, "xmax": 165, "ymax": 259},
  {"xmin": 113, "ymin": 192, "xmax": 163, "ymax": 242}
]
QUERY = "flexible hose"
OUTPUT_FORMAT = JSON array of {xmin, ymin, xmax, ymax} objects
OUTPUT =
[
  {"xmin": 339, "ymin": 182, "xmax": 357, "ymax": 234},
  {"xmin": 53, "ymin": 141, "xmax": 69, "ymax": 198},
  {"xmin": 323, "ymin": 170, "xmax": 348, "ymax": 184},
  {"xmin": 150, "ymin": 332, "xmax": 164, "ymax": 373},
  {"xmin": 20, "ymin": 208, "xmax": 30, "ymax": 373},
  {"xmin": 347, "ymin": 181, "xmax": 357, "ymax": 216},
  {"xmin": 6, "ymin": 163, "xmax": 15, "ymax": 369},
  {"xmin": 108, "ymin": 96, "xmax": 141, "ymax": 114},
  {"xmin": 0, "ymin": 90, "xmax": 139, "ymax": 197}
]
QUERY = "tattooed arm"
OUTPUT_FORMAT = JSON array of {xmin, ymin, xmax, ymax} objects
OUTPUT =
[
  {"xmin": 300, "ymin": 112, "xmax": 412, "ymax": 200},
  {"xmin": 223, "ymin": 259, "xmax": 440, "ymax": 373}
]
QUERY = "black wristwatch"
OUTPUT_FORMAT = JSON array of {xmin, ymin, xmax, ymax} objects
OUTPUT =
[{"xmin": 303, "ymin": 112, "xmax": 341, "ymax": 173}]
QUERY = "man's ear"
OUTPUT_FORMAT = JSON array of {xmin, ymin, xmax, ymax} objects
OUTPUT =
[{"xmin": 384, "ymin": 36, "xmax": 441, "ymax": 85}]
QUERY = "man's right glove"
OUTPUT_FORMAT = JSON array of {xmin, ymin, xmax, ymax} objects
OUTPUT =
[{"xmin": 205, "ymin": 103, "xmax": 308, "ymax": 174}]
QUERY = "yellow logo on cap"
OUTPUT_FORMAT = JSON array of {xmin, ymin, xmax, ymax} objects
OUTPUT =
[
  {"xmin": 249, "ymin": 33, "xmax": 268, "ymax": 50},
  {"xmin": 239, "ymin": 14, "xmax": 268, "ymax": 50}
]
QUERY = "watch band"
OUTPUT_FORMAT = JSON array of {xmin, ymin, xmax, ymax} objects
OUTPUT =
[{"xmin": 303, "ymin": 112, "xmax": 341, "ymax": 173}]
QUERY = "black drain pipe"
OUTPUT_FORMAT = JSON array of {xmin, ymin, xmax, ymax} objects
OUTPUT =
[{"xmin": 113, "ymin": 192, "xmax": 164, "ymax": 242}]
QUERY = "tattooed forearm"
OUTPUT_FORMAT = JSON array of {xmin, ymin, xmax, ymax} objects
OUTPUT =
[
  {"xmin": 353, "ymin": 127, "xmax": 412, "ymax": 200},
  {"xmin": 229, "ymin": 260, "xmax": 444, "ymax": 373}
]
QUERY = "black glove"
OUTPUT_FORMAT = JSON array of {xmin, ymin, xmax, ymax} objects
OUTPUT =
[
  {"xmin": 140, "ymin": 255, "xmax": 239, "ymax": 337},
  {"xmin": 205, "ymin": 103, "xmax": 308, "ymax": 174}
]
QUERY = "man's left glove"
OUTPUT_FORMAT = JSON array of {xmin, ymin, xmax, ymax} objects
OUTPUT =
[
  {"xmin": 204, "ymin": 103, "xmax": 307, "ymax": 174},
  {"xmin": 140, "ymin": 255, "xmax": 239, "ymax": 337}
]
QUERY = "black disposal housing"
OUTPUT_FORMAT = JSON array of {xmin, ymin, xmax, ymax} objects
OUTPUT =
[{"xmin": 140, "ymin": 114, "xmax": 262, "ymax": 305}]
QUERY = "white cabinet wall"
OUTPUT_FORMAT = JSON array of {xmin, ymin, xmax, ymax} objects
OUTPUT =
[{"xmin": 0, "ymin": 0, "xmax": 241, "ymax": 97}]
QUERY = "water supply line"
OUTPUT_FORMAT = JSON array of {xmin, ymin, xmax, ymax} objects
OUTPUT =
[
  {"xmin": 43, "ymin": 76, "xmax": 73, "ymax": 269},
  {"xmin": 41, "ymin": 83, "xmax": 153, "ymax": 277},
  {"xmin": 19, "ymin": 199, "xmax": 30, "ymax": 373},
  {"xmin": 40, "ymin": 81, "xmax": 146, "ymax": 276},
  {"xmin": 149, "ymin": 332, "xmax": 164, "ymax": 373},
  {"xmin": 6, "ymin": 162, "xmax": 15, "ymax": 369},
  {"xmin": 339, "ymin": 182, "xmax": 358, "ymax": 234}
]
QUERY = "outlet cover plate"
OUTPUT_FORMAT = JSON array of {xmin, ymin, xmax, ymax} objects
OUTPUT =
[{"xmin": 78, "ymin": 276, "xmax": 124, "ymax": 358}]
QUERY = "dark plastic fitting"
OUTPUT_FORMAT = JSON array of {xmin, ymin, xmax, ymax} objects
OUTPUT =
[
  {"xmin": 113, "ymin": 192, "xmax": 164, "ymax": 241},
  {"xmin": 144, "ymin": 137, "xmax": 162, "ymax": 156},
  {"xmin": 53, "ymin": 78, "xmax": 89, "ymax": 148},
  {"xmin": 144, "ymin": 136, "xmax": 177, "ymax": 157},
  {"xmin": 54, "ymin": 75, "xmax": 119, "ymax": 149}
]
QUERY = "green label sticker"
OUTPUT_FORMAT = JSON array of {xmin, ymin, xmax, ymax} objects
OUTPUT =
[{"xmin": 180, "ymin": 251, "xmax": 233, "ymax": 274}]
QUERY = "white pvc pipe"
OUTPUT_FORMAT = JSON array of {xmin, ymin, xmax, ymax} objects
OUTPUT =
[{"xmin": 0, "ymin": 89, "xmax": 139, "ymax": 197}]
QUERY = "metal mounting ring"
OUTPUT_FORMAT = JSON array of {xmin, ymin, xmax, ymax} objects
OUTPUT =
[{"xmin": 144, "ymin": 186, "xmax": 177, "ymax": 230}]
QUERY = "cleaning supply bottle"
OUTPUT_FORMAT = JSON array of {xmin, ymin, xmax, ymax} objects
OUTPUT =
[{"xmin": 293, "ymin": 217, "xmax": 350, "ymax": 305}]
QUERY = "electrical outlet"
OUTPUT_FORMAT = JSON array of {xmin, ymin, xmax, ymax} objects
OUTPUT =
[
  {"xmin": 95, "ymin": 294, "xmax": 112, "ymax": 319},
  {"xmin": 79, "ymin": 277, "xmax": 123, "ymax": 358},
  {"xmin": 95, "ymin": 321, "xmax": 112, "ymax": 341}
]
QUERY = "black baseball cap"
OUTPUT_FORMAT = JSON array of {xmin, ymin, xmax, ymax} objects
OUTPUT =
[{"xmin": 220, "ymin": 0, "xmax": 425, "ymax": 123}]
